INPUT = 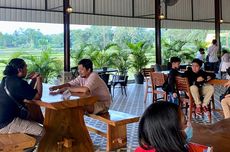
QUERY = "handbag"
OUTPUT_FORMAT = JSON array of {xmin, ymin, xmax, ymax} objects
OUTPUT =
[{"xmin": 4, "ymin": 78, "xmax": 29, "ymax": 119}]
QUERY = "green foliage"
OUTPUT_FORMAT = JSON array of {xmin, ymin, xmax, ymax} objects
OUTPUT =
[
  {"xmin": 127, "ymin": 41, "xmax": 150, "ymax": 74},
  {"xmin": 89, "ymin": 44, "xmax": 118, "ymax": 68},
  {"xmin": 70, "ymin": 44, "xmax": 95, "ymax": 66},
  {"xmin": 108, "ymin": 44, "xmax": 130, "ymax": 75},
  {"xmin": 193, "ymin": 39, "xmax": 209, "ymax": 50},
  {"xmin": 162, "ymin": 39, "xmax": 187, "ymax": 64},
  {"xmin": 24, "ymin": 48, "xmax": 63, "ymax": 83},
  {"xmin": 0, "ymin": 52, "xmax": 24, "ymax": 65}
]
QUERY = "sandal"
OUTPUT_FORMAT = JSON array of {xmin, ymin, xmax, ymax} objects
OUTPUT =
[{"xmin": 195, "ymin": 107, "xmax": 202, "ymax": 115}]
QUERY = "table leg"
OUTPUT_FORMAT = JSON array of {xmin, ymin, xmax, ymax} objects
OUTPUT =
[{"xmin": 37, "ymin": 107, "xmax": 94, "ymax": 152}]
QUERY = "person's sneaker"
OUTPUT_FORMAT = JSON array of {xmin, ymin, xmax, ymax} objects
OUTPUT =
[{"xmin": 195, "ymin": 107, "xmax": 202, "ymax": 115}]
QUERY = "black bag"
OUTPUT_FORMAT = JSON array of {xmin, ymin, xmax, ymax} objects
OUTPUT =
[
  {"xmin": 4, "ymin": 78, "xmax": 29, "ymax": 119},
  {"xmin": 18, "ymin": 106, "xmax": 29, "ymax": 119},
  {"xmin": 220, "ymin": 87, "xmax": 230, "ymax": 102}
]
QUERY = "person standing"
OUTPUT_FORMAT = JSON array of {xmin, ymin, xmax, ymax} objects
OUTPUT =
[{"xmin": 208, "ymin": 39, "xmax": 219, "ymax": 73}]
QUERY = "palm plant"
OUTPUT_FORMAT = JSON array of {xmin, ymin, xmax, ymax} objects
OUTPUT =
[
  {"xmin": 127, "ymin": 41, "xmax": 150, "ymax": 83},
  {"xmin": 70, "ymin": 44, "xmax": 95, "ymax": 66},
  {"xmin": 24, "ymin": 48, "xmax": 63, "ymax": 83},
  {"xmin": 89, "ymin": 44, "xmax": 117, "ymax": 69},
  {"xmin": 162, "ymin": 39, "xmax": 187, "ymax": 64},
  {"xmin": 128, "ymin": 41, "xmax": 149, "ymax": 73}
]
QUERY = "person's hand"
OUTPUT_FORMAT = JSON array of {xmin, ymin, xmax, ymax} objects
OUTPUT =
[
  {"xmin": 36, "ymin": 75, "xmax": 43, "ymax": 82},
  {"xmin": 173, "ymin": 93, "xmax": 177, "ymax": 98},
  {"xmin": 27, "ymin": 72, "xmax": 40, "ymax": 79},
  {"xmin": 196, "ymin": 76, "xmax": 204, "ymax": 82},
  {"xmin": 225, "ymin": 94, "xmax": 230, "ymax": 98},
  {"xmin": 206, "ymin": 76, "xmax": 211, "ymax": 81},
  {"xmin": 49, "ymin": 86, "xmax": 59, "ymax": 91},
  {"xmin": 49, "ymin": 91, "xmax": 60, "ymax": 95},
  {"xmin": 224, "ymin": 80, "xmax": 230, "ymax": 87}
]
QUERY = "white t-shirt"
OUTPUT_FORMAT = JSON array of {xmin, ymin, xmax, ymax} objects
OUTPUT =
[
  {"xmin": 196, "ymin": 52, "xmax": 205, "ymax": 61},
  {"xmin": 208, "ymin": 45, "xmax": 219, "ymax": 62}
]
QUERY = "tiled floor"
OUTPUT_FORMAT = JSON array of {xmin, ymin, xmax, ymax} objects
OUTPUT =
[{"xmin": 85, "ymin": 83, "xmax": 226, "ymax": 152}]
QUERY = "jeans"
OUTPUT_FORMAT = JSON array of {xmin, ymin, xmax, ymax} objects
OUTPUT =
[{"xmin": 168, "ymin": 92, "xmax": 179, "ymax": 105}]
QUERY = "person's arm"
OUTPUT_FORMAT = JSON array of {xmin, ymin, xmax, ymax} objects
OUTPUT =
[
  {"xmin": 49, "ymin": 83, "xmax": 71, "ymax": 91},
  {"xmin": 33, "ymin": 76, "xmax": 43, "ymax": 100},
  {"xmin": 224, "ymin": 80, "xmax": 230, "ymax": 87},
  {"xmin": 205, "ymin": 71, "xmax": 216, "ymax": 82},
  {"xmin": 68, "ymin": 86, "xmax": 90, "ymax": 94}
]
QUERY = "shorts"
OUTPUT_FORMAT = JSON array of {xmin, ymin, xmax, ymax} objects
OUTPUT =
[
  {"xmin": 0, "ymin": 117, "xmax": 44, "ymax": 137},
  {"xmin": 93, "ymin": 102, "xmax": 109, "ymax": 114}
]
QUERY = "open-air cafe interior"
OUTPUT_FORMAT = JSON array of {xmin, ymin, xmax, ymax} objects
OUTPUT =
[{"xmin": 0, "ymin": 0, "xmax": 230, "ymax": 151}]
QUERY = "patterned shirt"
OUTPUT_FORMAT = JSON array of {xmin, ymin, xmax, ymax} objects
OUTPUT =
[{"xmin": 68, "ymin": 72, "xmax": 111, "ymax": 107}]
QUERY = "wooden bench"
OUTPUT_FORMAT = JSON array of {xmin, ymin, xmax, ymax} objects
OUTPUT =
[
  {"xmin": 86, "ymin": 110, "xmax": 140, "ymax": 151},
  {"xmin": 0, "ymin": 133, "xmax": 36, "ymax": 152}
]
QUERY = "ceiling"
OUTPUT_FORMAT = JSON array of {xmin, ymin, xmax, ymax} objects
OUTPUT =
[{"xmin": 0, "ymin": 0, "xmax": 229, "ymax": 29}]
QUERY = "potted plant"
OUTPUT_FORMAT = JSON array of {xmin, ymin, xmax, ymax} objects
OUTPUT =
[
  {"xmin": 89, "ymin": 44, "xmax": 117, "ymax": 69},
  {"xmin": 127, "ymin": 41, "xmax": 150, "ymax": 84},
  {"xmin": 24, "ymin": 48, "xmax": 63, "ymax": 83}
]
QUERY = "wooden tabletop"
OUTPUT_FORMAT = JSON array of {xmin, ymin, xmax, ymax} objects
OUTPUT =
[
  {"xmin": 28, "ymin": 83, "xmax": 97, "ymax": 110},
  {"xmin": 191, "ymin": 118, "xmax": 230, "ymax": 152},
  {"xmin": 207, "ymin": 79, "xmax": 229, "ymax": 86}
]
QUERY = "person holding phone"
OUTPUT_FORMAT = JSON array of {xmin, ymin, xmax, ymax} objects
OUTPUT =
[{"xmin": 0, "ymin": 58, "xmax": 44, "ymax": 142}]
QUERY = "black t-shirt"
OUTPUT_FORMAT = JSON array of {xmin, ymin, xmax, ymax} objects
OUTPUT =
[{"xmin": 0, "ymin": 76, "xmax": 37, "ymax": 128}]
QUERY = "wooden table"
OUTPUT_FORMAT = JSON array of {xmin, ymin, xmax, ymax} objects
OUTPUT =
[
  {"xmin": 208, "ymin": 79, "xmax": 229, "ymax": 86},
  {"xmin": 31, "ymin": 84, "xmax": 97, "ymax": 152},
  {"xmin": 192, "ymin": 118, "xmax": 230, "ymax": 152}
]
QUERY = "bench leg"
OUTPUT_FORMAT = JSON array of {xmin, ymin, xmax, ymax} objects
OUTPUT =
[{"xmin": 107, "ymin": 124, "xmax": 127, "ymax": 151}]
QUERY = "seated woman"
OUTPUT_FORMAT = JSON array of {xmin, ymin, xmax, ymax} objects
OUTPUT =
[
  {"xmin": 0, "ymin": 58, "xmax": 44, "ymax": 144},
  {"xmin": 135, "ymin": 101, "xmax": 212, "ymax": 152}
]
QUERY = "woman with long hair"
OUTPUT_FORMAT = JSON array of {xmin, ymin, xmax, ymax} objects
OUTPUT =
[
  {"xmin": 0, "ymin": 58, "xmax": 44, "ymax": 143},
  {"xmin": 136, "ymin": 101, "xmax": 211, "ymax": 152}
]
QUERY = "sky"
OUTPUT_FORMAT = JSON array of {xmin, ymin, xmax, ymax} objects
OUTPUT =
[{"xmin": 0, "ymin": 21, "xmax": 90, "ymax": 35}]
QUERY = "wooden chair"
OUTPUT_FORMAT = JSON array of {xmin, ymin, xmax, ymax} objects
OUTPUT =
[
  {"xmin": 0, "ymin": 133, "xmax": 36, "ymax": 152},
  {"xmin": 175, "ymin": 76, "xmax": 195, "ymax": 120},
  {"xmin": 150, "ymin": 72, "xmax": 167, "ymax": 102},
  {"xmin": 86, "ymin": 110, "xmax": 139, "ymax": 151},
  {"xmin": 175, "ymin": 76, "xmax": 212, "ymax": 122},
  {"xmin": 142, "ymin": 68, "xmax": 154, "ymax": 102}
]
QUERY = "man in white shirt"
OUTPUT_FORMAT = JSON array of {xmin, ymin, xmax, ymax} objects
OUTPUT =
[{"xmin": 207, "ymin": 39, "xmax": 219, "ymax": 73}]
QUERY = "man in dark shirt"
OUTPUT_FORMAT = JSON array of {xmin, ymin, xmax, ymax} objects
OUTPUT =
[
  {"xmin": 185, "ymin": 59, "xmax": 215, "ymax": 115},
  {"xmin": 167, "ymin": 57, "xmax": 182, "ymax": 105},
  {"xmin": 0, "ymin": 58, "xmax": 44, "ymax": 140}
]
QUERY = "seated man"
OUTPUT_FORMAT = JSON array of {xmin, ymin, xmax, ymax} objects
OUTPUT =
[
  {"xmin": 184, "ymin": 59, "xmax": 215, "ymax": 115},
  {"xmin": 221, "ymin": 80, "xmax": 230, "ymax": 119},
  {"xmin": 49, "ymin": 59, "xmax": 111, "ymax": 114},
  {"xmin": 0, "ymin": 58, "xmax": 44, "ymax": 142}
]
